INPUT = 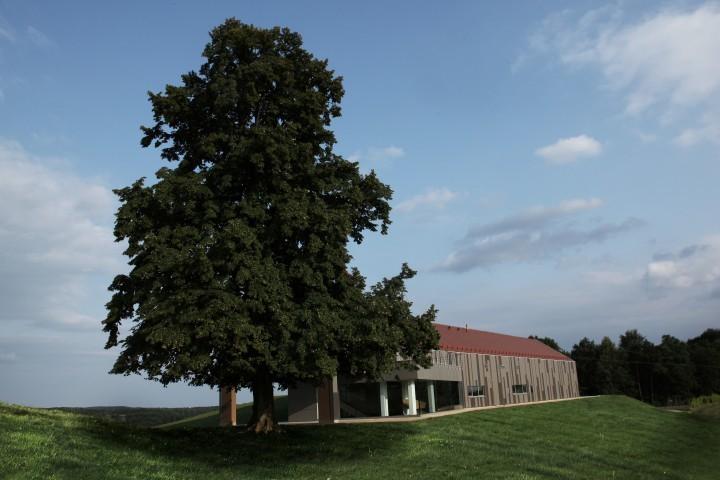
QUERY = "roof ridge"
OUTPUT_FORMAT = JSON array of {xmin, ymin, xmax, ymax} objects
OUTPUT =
[
  {"xmin": 433, "ymin": 322, "xmax": 571, "ymax": 361},
  {"xmin": 434, "ymin": 322, "xmax": 537, "ymax": 341}
]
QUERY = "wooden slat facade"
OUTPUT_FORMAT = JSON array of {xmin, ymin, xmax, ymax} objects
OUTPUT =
[
  {"xmin": 442, "ymin": 350, "xmax": 579, "ymax": 407},
  {"xmin": 288, "ymin": 336, "xmax": 580, "ymax": 423}
]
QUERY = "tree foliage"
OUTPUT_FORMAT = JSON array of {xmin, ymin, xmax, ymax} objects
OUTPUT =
[
  {"xmin": 689, "ymin": 329, "xmax": 720, "ymax": 396},
  {"xmin": 571, "ymin": 328, "xmax": 719, "ymax": 404},
  {"xmin": 528, "ymin": 335, "xmax": 565, "ymax": 355},
  {"xmin": 102, "ymin": 19, "xmax": 438, "ymax": 432},
  {"xmin": 654, "ymin": 335, "xmax": 695, "ymax": 403}
]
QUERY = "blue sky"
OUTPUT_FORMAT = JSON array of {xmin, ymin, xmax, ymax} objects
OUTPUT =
[{"xmin": 1, "ymin": 1, "xmax": 718, "ymax": 407}]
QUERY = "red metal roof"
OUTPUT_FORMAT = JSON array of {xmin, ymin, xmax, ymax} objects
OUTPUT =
[{"xmin": 435, "ymin": 323, "xmax": 571, "ymax": 361}]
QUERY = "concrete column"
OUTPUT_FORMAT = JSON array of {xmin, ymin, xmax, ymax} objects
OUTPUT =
[
  {"xmin": 219, "ymin": 386, "xmax": 236, "ymax": 426},
  {"xmin": 427, "ymin": 381, "xmax": 436, "ymax": 413},
  {"xmin": 379, "ymin": 382, "xmax": 389, "ymax": 417},
  {"xmin": 407, "ymin": 380, "xmax": 417, "ymax": 416},
  {"xmin": 401, "ymin": 381, "xmax": 408, "ymax": 414}
]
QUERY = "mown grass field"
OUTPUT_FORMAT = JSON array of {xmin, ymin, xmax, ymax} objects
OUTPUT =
[{"xmin": 1, "ymin": 396, "xmax": 718, "ymax": 479}]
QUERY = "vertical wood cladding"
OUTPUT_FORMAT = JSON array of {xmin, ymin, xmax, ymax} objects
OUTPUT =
[{"xmin": 449, "ymin": 351, "xmax": 579, "ymax": 408}]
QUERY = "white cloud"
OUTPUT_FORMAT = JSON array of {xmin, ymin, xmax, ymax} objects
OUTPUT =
[
  {"xmin": 349, "ymin": 145, "xmax": 405, "ymax": 166},
  {"xmin": 0, "ymin": 16, "xmax": 14, "ymax": 43},
  {"xmin": 0, "ymin": 350, "xmax": 17, "ymax": 363},
  {"xmin": 554, "ymin": 197, "xmax": 603, "ymax": 213},
  {"xmin": 0, "ymin": 139, "xmax": 123, "ymax": 330},
  {"xmin": 0, "ymin": 27, "xmax": 12, "ymax": 42},
  {"xmin": 437, "ymin": 198, "xmax": 641, "ymax": 273},
  {"xmin": 466, "ymin": 197, "xmax": 603, "ymax": 239},
  {"xmin": 528, "ymin": 3, "xmax": 720, "ymax": 146},
  {"xmin": 535, "ymin": 135, "xmax": 602, "ymax": 165},
  {"xmin": 674, "ymin": 115, "xmax": 720, "ymax": 146},
  {"xmin": 645, "ymin": 237, "xmax": 720, "ymax": 291},
  {"xmin": 396, "ymin": 188, "xmax": 458, "ymax": 213},
  {"xmin": 367, "ymin": 145, "xmax": 405, "ymax": 163},
  {"xmin": 635, "ymin": 131, "xmax": 657, "ymax": 143},
  {"xmin": 26, "ymin": 26, "xmax": 53, "ymax": 48},
  {"xmin": 584, "ymin": 270, "xmax": 638, "ymax": 286},
  {"xmin": 536, "ymin": 4, "xmax": 720, "ymax": 113}
]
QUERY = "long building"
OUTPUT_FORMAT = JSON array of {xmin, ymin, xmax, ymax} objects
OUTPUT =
[{"xmin": 287, "ymin": 323, "xmax": 579, "ymax": 424}]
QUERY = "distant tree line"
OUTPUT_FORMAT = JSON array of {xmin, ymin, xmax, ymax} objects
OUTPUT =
[{"xmin": 530, "ymin": 329, "xmax": 720, "ymax": 405}]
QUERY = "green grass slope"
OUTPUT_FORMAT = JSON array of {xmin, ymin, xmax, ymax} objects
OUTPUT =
[
  {"xmin": 692, "ymin": 403, "xmax": 720, "ymax": 419},
  {"xmin": 156, "ymin": 396, "xmax": 288, "ymax": 428},
  {"xmin": 1, "ymin": 396, "xmax": 718, "ymax": 480}
]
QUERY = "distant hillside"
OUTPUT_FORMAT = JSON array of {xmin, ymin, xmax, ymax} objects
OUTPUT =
[
  {"xmin": 54, "ymin": 406, "xmax": 217, "ymax": 427},
  {"xmin": 2, "ymin": 396, "xmax": 719, "ymax": 479},
  {"xmin": 54, "ymin": 396, "xmax": 289, "ymax": 429}
]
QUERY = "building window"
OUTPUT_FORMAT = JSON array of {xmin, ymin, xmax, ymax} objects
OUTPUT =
[
  {"xmin": 512, "ymin": 384, "xmax": 528, "ymax": 394},
  {"xmin": 467, "ymin": 385, "xmax": 484, "ymax": 397},
  {"xmin": 435, "ymin": 381, "xmax": 461, "ymax": 411},
  {"xmin": 338, "ymin": 381, "xmax": 381, "ymax": 418}
]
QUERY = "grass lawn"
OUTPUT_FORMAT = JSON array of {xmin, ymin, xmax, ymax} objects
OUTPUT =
[
  {"xmin": 1, "ymin": 396, "xmax": 718, "ymax": 479},
  {"xmin": 691, "ymin": 402, "xmax": 720, "ymax": 419}
]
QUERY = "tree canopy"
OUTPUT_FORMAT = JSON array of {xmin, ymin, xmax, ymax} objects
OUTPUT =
[
  {"xmin": 528, "ymin": 335, "xmax": 566, "ymax": 355},
  {"xmin": 103, "ymin": 18, "xmax": 438, "ymax": 432},
  {"xmin": 571, "ymin": 328, "xmax": 718, "ymax": 404}
]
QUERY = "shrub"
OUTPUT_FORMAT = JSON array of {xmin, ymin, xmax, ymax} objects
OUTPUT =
[{"xmin": 690, "ymin": 394, "xmax": 720, "ymax": 410}]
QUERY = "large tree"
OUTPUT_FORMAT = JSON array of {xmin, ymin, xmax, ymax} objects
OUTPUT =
[
  {"xmin": 653, "ymin": 335, "xmax": 695, "ymax": 404},
  {"xmin": 618, "ymin": 330, "xmax": 656, "ymax": 402},
  {"xmin": 528, "ymin": 335, "xmax": 567, "ymax": 355},
  {"xmin": 570, "ymin": 336, "xmax": 631, "ymax": 396},
  {"xmin": 688, "ymin": 329, "xmax": 720, "ymax": 396},
  {"xmin": 570, "ymin": 338, "xmax": 600, "ymax": 396},
  {"xmin": 103, "ymin": 19, "xmax": 439, "ymax": 433}
]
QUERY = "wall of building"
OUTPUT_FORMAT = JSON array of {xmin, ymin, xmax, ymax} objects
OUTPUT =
[
  {"xmin": 448, "ymin": 351, "xmax": 579, "ymax": 408},
  {"xmin": 287, "ymin": 350, "xmax": 579, "ymax": 423}
]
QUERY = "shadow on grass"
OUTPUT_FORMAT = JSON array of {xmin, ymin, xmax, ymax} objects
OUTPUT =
[{"xmin": 75, "ymin": 416, "xmax": 421, "ymax": 475}]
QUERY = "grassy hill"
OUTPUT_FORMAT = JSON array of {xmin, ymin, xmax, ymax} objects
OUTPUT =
[{"xmin": 2, "ymin": 396, "xmax": 719, "ymax": 479}]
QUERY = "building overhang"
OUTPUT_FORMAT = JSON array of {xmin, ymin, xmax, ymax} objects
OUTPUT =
[{"xmin": 375, "ymin": 363, "xmax": 463, "ymax": 383}]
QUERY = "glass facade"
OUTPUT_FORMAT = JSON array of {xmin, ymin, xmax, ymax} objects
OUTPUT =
[
  {"xmin": 338, "ymin": 381, "xmax": 380, "ymax": 418},
  {"xmin": 387, "ymin": 381, "xmax": 403, "ymax": 416},
  {"xmin": 435, "ymin": 380, "xmax": 460, "ymax": 411},
  {"xmin": 339, "ymin": 377, "xmax": 461, "ymax": 418},
  {"xmin": 415, "ymin": 380, "xmax": 430, "ymax": 414}
]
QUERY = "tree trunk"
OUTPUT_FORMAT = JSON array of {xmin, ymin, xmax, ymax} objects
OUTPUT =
[{"xmin": 247, "ymin": 372, "xmax": 275, "ymax": 433}]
